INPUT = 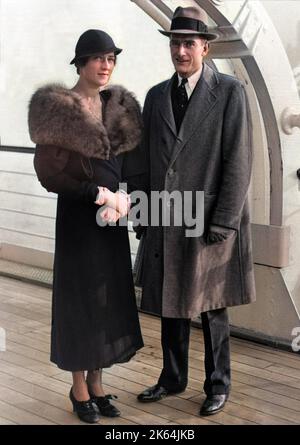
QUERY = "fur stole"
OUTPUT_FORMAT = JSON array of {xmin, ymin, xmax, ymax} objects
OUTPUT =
[{"xmin": 28, "ymin": 84, "xmax": 142, "ymax": 159}]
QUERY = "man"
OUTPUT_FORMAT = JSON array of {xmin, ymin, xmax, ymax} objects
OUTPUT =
[{"xmin": 136, "ymin": 6, "xmax": 256, "ymax": 416}]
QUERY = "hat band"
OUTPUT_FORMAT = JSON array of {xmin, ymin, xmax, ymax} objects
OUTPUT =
[
  {"xmin": 75, "ymin": 48, "xmax": 114, "ymax": 57},
  {"xmin": 171, "ymin": 17, "xmax": 208, "ymax": 33}
]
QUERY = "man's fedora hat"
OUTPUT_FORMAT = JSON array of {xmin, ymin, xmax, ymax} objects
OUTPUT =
[
  {"xmin": 70, "ymin": 29, "xmax": 122, "ymax": 64},
  {"xmin": 159, "ymin": 6, "xmax": 218, "ymax": 41}
]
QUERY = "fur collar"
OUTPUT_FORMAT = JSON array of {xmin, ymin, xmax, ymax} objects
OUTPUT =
[{"xmin": 28, "ymin": 84, "xmax": 142, "ymax": 159}]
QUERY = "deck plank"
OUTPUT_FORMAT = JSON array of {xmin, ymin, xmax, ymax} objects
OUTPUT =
[{"xmin": 1, "ymin": 275, "xmax": 300, "ymax": 425}]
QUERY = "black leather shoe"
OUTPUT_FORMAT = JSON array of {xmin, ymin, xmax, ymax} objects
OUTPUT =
[
  {"xmin": 199, "ymin": 394, "xmax": 228, "ymax": 416},
  {"xmin": 89, "ymin": 393, "xmax": 121, "ymax": 418},
  {"xmin": 69, "ymin": 388, "xmax": 100, "ymax": 423},
  {"xmin": 137, "ymin": 384, "xmax": 185, "ymax": 403}
]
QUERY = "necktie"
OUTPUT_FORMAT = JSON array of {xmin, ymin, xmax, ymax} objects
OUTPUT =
[
  {"xmin": 172, "ymin": 77, "xmax": 189, "ymax": 132},
  {"xmin": 177, "ymin": 78, "xmax": 188, "ymax": 109}
]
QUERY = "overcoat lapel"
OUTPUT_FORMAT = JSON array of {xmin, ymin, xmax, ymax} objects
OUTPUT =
[
  {"xmin": 158, "ymin": 74, "xmax": 177, "ymax": 138},
  {"xmin": 169, "ymin": 64, "xmax": 219, "ymax": 167}
]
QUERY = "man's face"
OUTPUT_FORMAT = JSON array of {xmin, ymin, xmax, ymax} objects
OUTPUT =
[{"xmin": 169, "ymin": 34, "xmax": 208, "ymax": 78}]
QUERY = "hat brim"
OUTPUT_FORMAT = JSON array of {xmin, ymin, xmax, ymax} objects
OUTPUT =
[
  {"xmin": 70, "ymin": 47, "xmax": 123, "ymax": 65},
  {"xmin": 158, "ymin": 29, "xmax": 218, "ymax": 41}
]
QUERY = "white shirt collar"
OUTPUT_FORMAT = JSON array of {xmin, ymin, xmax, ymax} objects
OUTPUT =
[{"xmin": 177, "ymin": 65, "xmax": 203, "ymax": 99}]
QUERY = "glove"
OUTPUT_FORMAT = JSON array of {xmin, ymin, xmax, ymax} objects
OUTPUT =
[
  {"xmin": 206, "ymin": 224, "xmax": 236, "ymax": 245},
  {"xmin": 133, "ymin": 224, "xmax": 146, "ymax": 240}
]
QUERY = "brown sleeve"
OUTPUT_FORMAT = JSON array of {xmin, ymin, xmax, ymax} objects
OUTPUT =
[
  {"xmin": 34, "ymin": 144, "xmax": 70, "ymax": 182},
  {"xmin": 33, "ymin": 145, "xmax": 98, "ymax": 203}
]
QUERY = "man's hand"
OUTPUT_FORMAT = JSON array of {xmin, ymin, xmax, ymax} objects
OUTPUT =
[{"xmin": 206, "ymin": 225, "xmax": 236, "ymax": 244}]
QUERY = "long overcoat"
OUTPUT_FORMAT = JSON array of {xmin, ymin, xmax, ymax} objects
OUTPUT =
[
  {"xmin": 28, "ymin": 84, "xmax": 145, "ymax": 371},
  {"xmin": 140, "ymin": 63, "xmax": 256, "ymax": 319}
]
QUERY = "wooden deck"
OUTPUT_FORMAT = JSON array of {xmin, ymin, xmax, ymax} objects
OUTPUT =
[{"xmin": 0, "ymin": 275, "xmax": 300, "ymax": 425}]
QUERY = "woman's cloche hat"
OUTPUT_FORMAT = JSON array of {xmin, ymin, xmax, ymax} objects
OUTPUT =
[
  {"xmin": 159, "ymin": 6, "xmax": 219, "ymax": 41},
  {"xmin": 70, "ymin": 29, "xmax": 122, "ymax": 64}
]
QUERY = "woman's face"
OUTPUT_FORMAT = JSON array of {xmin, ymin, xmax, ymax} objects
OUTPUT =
[{"xmin": 80, "ymin": 52, "xmax": 116, "ymax": 88}]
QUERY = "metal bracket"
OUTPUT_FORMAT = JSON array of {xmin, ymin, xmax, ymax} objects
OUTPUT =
[
  {"xmin": 281, "ymin": 107, "xmax": 300, "ymax": 135},
  {"xmin": 205, "ymin": 0, "xmax": 264, "ymax": 58},
  {"xmin": 252, "ymin": 224, "xmax": 290, "ymax": 268}
]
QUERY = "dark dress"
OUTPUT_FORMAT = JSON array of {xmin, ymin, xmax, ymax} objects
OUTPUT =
[{"xmin": 34, "ymin": 94, "xmax": 145, "ymax": 371}]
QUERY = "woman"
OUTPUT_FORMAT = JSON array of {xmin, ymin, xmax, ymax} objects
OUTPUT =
[{"xmin": 28, "ymin": 29, "xmax": 145, "ymax": 423}]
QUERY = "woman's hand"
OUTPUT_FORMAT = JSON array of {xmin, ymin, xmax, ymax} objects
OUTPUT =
[
  {"xmin": 114, "ymin": 190, "xmax": 131, "ymax": 217},
  {"xmin": 100, "ymin": 206, "xmax": 121, "ymax": 223},
  {"xmin": 95, "ymin": 187, "xmax": 130, "ymax": 217},
  {"xmin": 95, "ymin": 186, "xmax": 111, "ymax": 206}
]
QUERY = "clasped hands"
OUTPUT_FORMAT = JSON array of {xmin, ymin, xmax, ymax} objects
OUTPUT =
[{"xmin": 95, "ymin": 186, "xmax": 130, "ymax": 223}]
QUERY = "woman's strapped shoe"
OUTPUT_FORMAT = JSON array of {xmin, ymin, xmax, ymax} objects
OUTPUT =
[
  {"xmin": 69, "ymin": 388, "xmax": 100, "ymax": 423},
  {"xmin": 89, "ymin": 393, "xmax": 121, "ymax": 417}
]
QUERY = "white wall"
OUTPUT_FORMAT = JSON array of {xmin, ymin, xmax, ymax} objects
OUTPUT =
[
  {"xmin": 1, "ymin": 0, "xmax": 299, "ymax": 148},
  {"xmin": 0, "ymin": 0, "xmax": 173, "ymax": 148},
  {"xmin": 0, "ymin": 0, "xmax": 173, "ymax": 254},
  {"xmin": 262, "ymin": 1, "xmax": 300, "ymax": 68},
  {"xmin": 262, "ymin": 0, "xmax": 300, "ymax": 92}
]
